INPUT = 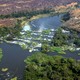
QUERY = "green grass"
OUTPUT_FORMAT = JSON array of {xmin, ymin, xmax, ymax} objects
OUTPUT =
[
  {"xmin": 20, "ymin": 44, "xmax": 27, "ymax": 50},
  {"xmin": 50, "ymin": 46, "xmax": 66, "ymax": 54},
  {"xmin": 42, "ymin": 29, "xmax": 51, "ymax": 35}
]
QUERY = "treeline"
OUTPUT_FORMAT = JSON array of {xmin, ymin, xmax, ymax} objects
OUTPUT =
[{"xmin": 0, "ymin": 9, "xmax": 54, "ymax": 19}]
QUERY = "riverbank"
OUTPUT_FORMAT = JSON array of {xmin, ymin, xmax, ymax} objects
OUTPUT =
[{"xmin": 21, "ymin": 11, "xmax": 58, "ymax": 28}]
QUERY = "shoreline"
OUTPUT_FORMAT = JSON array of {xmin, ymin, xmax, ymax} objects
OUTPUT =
[
  {"xmin": 21, "ymin": 12, "xmax": 61, "ymax": 28},
  {"xmin": 21, "ymin": 13, "xmax": 52, "ymax": 27}
]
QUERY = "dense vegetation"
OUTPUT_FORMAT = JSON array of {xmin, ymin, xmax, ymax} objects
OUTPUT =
[
  {"xmin": 41, "ymin": 28, "xmax": 80, "ymax": 54},
  {"xmin": 61, "ymin": 12, "xmax": 70, "ymax": 21},
  {"xmin": 74, "ymin": 38, "xmax": 80, "ymax": 46},
  {"xmin": 24, "ymin": 53, "xmax": 80, "ymax": 80},
  {"xmin": 51, "ymin": 28, "xmax": 79, "ymax": 47},
  {"xmin": 51, "ymin": 28, "xmax": 69, "ymax": 46},
  {"xmin": 0, "ymin": 20, "xmax": 22, "ymax": 40},
  {"xmin": 0, "ymin": 9, "xmax": 54, "ymax": 19}
]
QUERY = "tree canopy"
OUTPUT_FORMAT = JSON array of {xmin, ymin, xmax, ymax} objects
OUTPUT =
[{"xmin": 24, "ymin": 53, "xmax": 80, "ymax": 80}]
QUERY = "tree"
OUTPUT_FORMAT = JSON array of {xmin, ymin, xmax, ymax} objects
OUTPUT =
[
  {"xmin": 61, "ymin": 12, "xmax": 70, "ymax": 21},
  {"xmin": 51, "ymin": 28, "xmax": 69, "ymax": 46},
  {"xmin": 41, "ymin": 44, "xmax": 50, "ymax": 53},
  {"xmin": 24, "ymin": 53, "xmax": 80, "ymax": 80},
  {"xmin": 74, "ymin": 38, "xmax": 80, "ymax": 47}
]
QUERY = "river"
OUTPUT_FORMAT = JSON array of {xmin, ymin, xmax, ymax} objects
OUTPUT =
[
  {"xmin": 0, "ymin": 43, "xmax": 32, "ymax": 79},
  {"xmin": 0, "ymin": 14, "xmax": 80, "ymax": 80},
  {"xmin": 23, "ymin": 14, "xmax": 62, "ymax": 31}
]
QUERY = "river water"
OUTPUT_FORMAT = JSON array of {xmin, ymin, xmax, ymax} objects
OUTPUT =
[
  {"xmin": 23, "ymin": 14, "xmax": 62, "ymax": 31},
  {"xmin": 0, "ymin": 43, "xmax": 32, "ymax": 79}
]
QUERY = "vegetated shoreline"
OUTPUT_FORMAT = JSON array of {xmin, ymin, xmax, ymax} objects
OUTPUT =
[
  {"xmin": 21, "ymin": 11, "xmax": 67, "ymax": 29},
  {"xmin": 0, "ymin": 2, "xmax": 78, "ymax": 28},
  {"xmin": 0, "ymin": 2, "xmax": 78, "ymax": 32},
  {"xmin": 21, "ymin": 15, "xmax": 48, "ymax": 28},
  {"xmin": 21, "ymin": 11, "xmax": 60, "ymax": 28}
]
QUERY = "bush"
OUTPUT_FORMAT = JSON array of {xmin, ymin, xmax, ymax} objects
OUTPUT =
[
  {"xmin": 51, "ymin": 28, "xmax": 69, "ymax": 46},
  {"xmin": 61, "ymin": 12, "xmax": 70, "ymax": 21},
  {"xmin": 74, "ymin": 38, "xmax": 80, "ymax": 47}
]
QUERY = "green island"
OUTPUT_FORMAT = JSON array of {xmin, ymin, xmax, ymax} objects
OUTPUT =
[
  {"xmin": 24, "ymin": 53, "xmax": 80, "ymax": 80},
  {"xmin": 41, "ymin": 28, "xmax": 80, "ymax": 54}
]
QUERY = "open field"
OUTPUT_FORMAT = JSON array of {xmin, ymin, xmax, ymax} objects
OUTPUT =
[
  {"xmin": 0, "ymin": 0, "xmax": 79, "ymax": 15},
  {"xmin": 0, "ymin": 18, "xmax": 17, "ymax": 27},
  {"xmin": 63, "ymin": 8, "xmax": 80, "ymax": 32}
]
